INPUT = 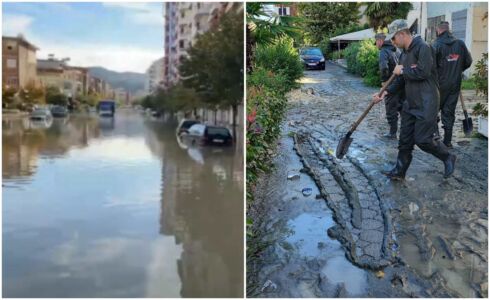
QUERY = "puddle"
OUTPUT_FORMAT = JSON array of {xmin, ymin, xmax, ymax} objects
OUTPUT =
[
  {"xmin": 321, "ymin": 256, "xmax": 368, "ymax": 296},
  {"xmin": 286, "ymin": 213, "xmax": 336, "ymax": 258}
]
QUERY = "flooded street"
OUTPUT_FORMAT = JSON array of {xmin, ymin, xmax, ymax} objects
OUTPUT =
[
  {"xmin": 3, "ymin": 109, "xmax": 244, "ymax": 297},
  {"xmin": 247, "ymin": 62, "xmax": 487, "ymax": 297}
]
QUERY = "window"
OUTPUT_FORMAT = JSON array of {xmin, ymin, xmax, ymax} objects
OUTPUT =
[
  {"xmin": 7, "ymin": 58, "xmax": 16, "ymax": 69},
  {"xmin": 197, "ymin": 3, "xmax": 201, "ymax": 9},
  {"xmin": 196, "ymin": 22, "xmax": 200, "ymax": 30},
  {"xmin": 181, "ymin": 12, "xmax": 185, "ymax": 18},
  {"xmin": 426, "ymin": 15, "xmax": 445, "ymax": 43},
  {"xmin": 7, "ymin": 77, "xmax": 18, "ymax": 86},
  {"xmin": 179, "ymin": 40, "xmax": 185, "ymax": 49},
  {"xmin": 278, "ymin": 6, "xmax": 289, "ymax": 16}
]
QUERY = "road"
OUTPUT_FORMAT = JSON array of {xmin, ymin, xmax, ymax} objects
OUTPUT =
[
  {"xmin": 3, "ymin": 109, "xmax": 244, "ymax": 297},
  {"xmin": 247, "ymin": 62, "xmax": 487, "ymax": 298}
]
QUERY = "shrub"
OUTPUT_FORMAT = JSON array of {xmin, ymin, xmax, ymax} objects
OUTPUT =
[
  {"xmin": 461, "ymin": 78, "xmax": 476, "ymax": 90},
  {"xmin": 357, "ymin": 39, "xmax": 381, "ymax": 87},
  {"xmin": 246, "ymin": 68, "xmax": 289, "ymax": 189},
  {"xmin": 344, "ymin": 39, "xmax": 381, "ymax": 87},
  {"xmin": 318, "ymin": 37, "xmax": 331, "ymax": 58},
  {"xmin": 473, "ymin": 53, "xmax": 488, "ymax": 97},
  {"xmin": 254, "ymin": 38, "xmax": 303, "ymax": 88},
  {"xmin": 344, "ymin": 42, "xmax": 362, "ymax": 74}
]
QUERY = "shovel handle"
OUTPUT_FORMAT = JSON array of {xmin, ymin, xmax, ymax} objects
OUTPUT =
[
  {"xmin": 349, "ymin": 74, "xmax": 397, "ymax": 133},
  {"xmin": 459, "ymin": 92, "xmax": 467, "ymax": 112}
]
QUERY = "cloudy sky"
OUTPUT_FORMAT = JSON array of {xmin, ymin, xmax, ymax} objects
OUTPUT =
[{"xmin": 2, "ymin": 2, "xmax": 164, "ymax": 73}]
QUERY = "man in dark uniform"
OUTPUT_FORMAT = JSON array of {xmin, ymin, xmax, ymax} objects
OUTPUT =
[
  {"xmin": 373, "ymin": 19, "xmax": 456, "ymax": 179},
  {"xmin": 432, "ymin": 21, "xmax": 473, "ymax": 148},
  {"xmin": 375, "ymin": 32, "xmax": 403, "ymax": 139}
]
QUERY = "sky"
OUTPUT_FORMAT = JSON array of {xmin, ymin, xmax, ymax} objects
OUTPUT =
[{"xmin": 2, "ymin": 2, "xmax": 164, "ymax": 73}]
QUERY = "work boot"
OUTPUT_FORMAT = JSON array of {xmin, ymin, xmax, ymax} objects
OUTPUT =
[
  {"xmin": 443, "ymin": 129, "xmax": 453, "ymax": 148},
  {"xmin": 383, "ymin": 151, "xmax": 412, "ymax": 180},
  {"xmin": 382, "ymin": 132, "xmax": 397, "ymax": 140},
  {"xmin": 422, "ymin": 140, "xmax": 456, "ymax": 178},
  {"xmin": 443, "ymin": 153, "xmax": 457, "ymax": 178},
  {"xmin": 382, "ymin": 124, "xmax": 397, "ymax": 140}
]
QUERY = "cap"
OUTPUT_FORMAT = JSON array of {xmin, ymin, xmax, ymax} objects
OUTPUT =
[{"xmin": 386, "ymin": 19, "xmax": 409, "ymax": 40}]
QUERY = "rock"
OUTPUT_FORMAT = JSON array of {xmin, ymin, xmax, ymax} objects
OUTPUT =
[
  {"xmin": 335, "ymin": 283, "xmax": 348, "ymax": 298},
  {"xmin": 287, "ymin": 173, "xmax": 300, "ymax": 180},
  {"xmin": 375, "ymin": 270, "xmax": 385, "ymax": 278}
]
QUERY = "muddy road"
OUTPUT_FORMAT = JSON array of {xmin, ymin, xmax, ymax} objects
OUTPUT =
[{"xmin": 247, "ymin": 62, "xmax": 488, "ymax": 298}]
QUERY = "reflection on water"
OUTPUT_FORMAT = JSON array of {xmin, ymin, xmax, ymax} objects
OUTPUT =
[{"xmin": 2, "ymin": 110, "xmax": 244, "ymax": 297}]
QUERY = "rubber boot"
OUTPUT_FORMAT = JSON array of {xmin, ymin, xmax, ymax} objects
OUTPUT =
[
  {"xmin": 382, "ymin": 123, "xmax": 397, "ymax": 140},
  {"xmin": 422, "ymin": 140, "xmax": 456, "ymax": 178},
  {"xmin": 383, "ymin": 150, "xmax": 412, "ymax": 180},
  {"xmin": 443, "ymin": 128, "xmax": 453, "ymax": 149}
]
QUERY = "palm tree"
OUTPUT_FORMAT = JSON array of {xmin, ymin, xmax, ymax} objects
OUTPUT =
[
  {"xmin": 363, "ymin": 2, "xmax": 413, "ymax": 31},
  {"xmin": 246, "ymin": 3, "xmax": 301, "ymax": 72}
]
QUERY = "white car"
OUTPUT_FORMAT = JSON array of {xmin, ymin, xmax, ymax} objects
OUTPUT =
[{"xmin": 30, "ymin": 107, "xmax": 52, "ymax": 120}]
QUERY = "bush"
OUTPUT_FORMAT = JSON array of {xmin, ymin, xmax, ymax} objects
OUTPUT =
[
  {"xmin": 344, "ymin": 39, "xmax": 381, "ymax": 87},
  {"xmin": 344, "ymin": 42, "xmax": 362, "ymax": 74},
  {"xmin": 318, "ymin": 37, "xmax": 331, "ymax": 58},
  {"xmin": 461, "ymin": 78, "xmax": 476, "ymax": 90},
  {"xmin": 357, "ymin": 39, "xmax": 381, "ymax": 87},
  {"xmin": 254, "ymin": 38, "xmax": 303, "ymax": 88},
  {"xmin": 246, "ymin": 67, "xmax": 291, "ymax": 201},
  {"xmin": 473, "ymin": 53, "xmax": 488, "ymax": 97}
]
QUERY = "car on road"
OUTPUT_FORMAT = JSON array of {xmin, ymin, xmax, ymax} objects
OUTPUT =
[
  {"xmin": 51, "ymin": 105, "xmax": 69, "ymax": 118},
  {"xmin": 181, "ymin": 124, "xmax": 233, "ymax": 147},
  {"xmin": 97, "ymin": 100, "xmax": 116, "ymax": 117},
  {"xmin": 176, "ymin": 119, "xmax": 201, "ymax": 136},
  {"xmin": 300, "ymin": 47, "xmax": 326, "ymax": 70},
  {"xmin": 30, "ymin": 107, "xmax": 52, "ymax": 120}
]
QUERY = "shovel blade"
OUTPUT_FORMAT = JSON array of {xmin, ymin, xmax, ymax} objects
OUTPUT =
[
  {"xmin": 336, "ymin": 136, "xmax": 353, "ymax": 159},
  {"xmin": 463, "ymin": 117, "xmax": 473, "ymax": 137}
]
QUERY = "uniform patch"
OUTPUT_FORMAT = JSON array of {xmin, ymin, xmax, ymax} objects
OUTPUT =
[{"xmin": 446, "ymin": 54, "xmax": 460, "ymax": 62}]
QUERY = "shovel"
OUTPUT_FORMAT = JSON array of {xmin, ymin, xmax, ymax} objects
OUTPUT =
[
  {"xmin": 459, "ymin": 92, "xmax": 473, "ymax": 137},
  {"xmin": 336, "ymin": 74, "xmax": 397, "ymax": 159}
]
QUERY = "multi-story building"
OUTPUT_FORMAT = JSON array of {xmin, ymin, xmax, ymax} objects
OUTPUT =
[
  {"xmin": 2, "ymin": 35, "xmax": 40, "ymax": 89},
  {"xmin": 163, "ymin": 2, "xmax": 242, "ymax": 88},
  {"xmin": 146, "ymin": 57, "xmax": 165, "ymax": 94},
  {"xmin": 37, "ymin": 56, "xmax": 89, "ymax": 100}
]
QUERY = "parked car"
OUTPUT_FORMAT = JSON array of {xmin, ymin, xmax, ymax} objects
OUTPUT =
[
  {"xmin": 176, "ymin": 119, "xmax": 201, "ymax": 135},
  {"xmin": 181, "ymin": 124, "xmax": 233, "ymax": 147},
  {"xmin": 300, "ymin": 47, "xmax": 326, "ymax": 70},
  {"xmin": 51, "ymin": 105, "xmax": 68, "ymax": 118},
  {"xmin": 30, "ymin": 107, "xmax": 52, "ymax": 120}
]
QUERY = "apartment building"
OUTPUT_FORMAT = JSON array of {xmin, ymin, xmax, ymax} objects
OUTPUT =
[
  {"xmin": 146, "ymin": 57, "xmax": 165, "ymax": 94},
  {"xmin": 2, "ymin": 35, "xmax": 40, "ymax": 89},
  {"xmin": 163, "ymin": 2, "xmax": 242, "ymax": 88}
]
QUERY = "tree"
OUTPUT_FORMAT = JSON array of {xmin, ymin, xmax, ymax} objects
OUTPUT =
[
  {"xmin": 298, "ymin": 2, "xmax": 361, "ymax": 44},
  {"xmin": 45, "ymin": 86, "xmax": 67, "ymax": 106},
  {"xmin": 19, "ymin": 83, "xmax": 45, "ymax": 109},
  {"xmin": 2, "ymin": 85, "xmax": 18, "ymax": 108},
  {"xmin": 246, "ymin": 3, "xmax": 301, "ymax": 71},
  {"xmin": 363, "ymin": 2, "xmax": 413, "ymax": 31},
  {"xmin": 180, "ymin": 9, "xmax": 244, "ymax": 139}
]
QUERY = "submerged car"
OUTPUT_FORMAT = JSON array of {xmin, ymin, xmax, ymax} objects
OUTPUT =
[
  {"xmin": 300, "ymin": 47, "xmax": 326, "ymax": 70},
  {"xmin": 30, "ymin": 107, "xmax": 52, "ymax": 120},
  {"xmin": 176, "ymin": 119, "xmax": 201, "ymax": 135},
  {"xmin": 51, "ymin": 105, "xmax": 68, "ymax": 118},
  {"xmin": 181, "ymin": 124, "xmax": 233, "ymax": 147}
]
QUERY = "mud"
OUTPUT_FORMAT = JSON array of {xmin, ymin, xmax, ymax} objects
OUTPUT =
[{"xmin": 247, "ymin": 62, "xmax": 488, "ymax": 297}]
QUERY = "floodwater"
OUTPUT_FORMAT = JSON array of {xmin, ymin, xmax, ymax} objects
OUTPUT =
[{"xmin": 2, "ymin": 109, "xmax": 244, "ymax": 297}]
